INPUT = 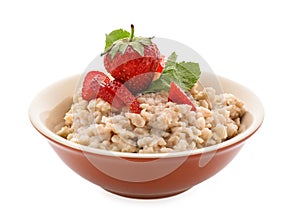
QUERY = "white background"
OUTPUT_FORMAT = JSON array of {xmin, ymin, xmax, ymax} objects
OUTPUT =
[{"xmin": 1, "ymin": 0, "xmax": 299, "ymax": 216}]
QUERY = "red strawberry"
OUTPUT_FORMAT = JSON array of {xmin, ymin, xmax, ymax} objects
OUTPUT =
[
  {"xmin": 156, "ymin": 55, "xmax": 165, "ymax": 73},
  {"xmin": 103, "ymin": 25, "xmax": 160, "ymax": 93},
  {"xmin": 81, "ymin": 71, "xmax": 141, "ymax": 113},
  {"xmin": 82, "ymin": 71, "xmax": 111, "ymax": 101},
  {"xmin": 153, "ymin": 55, "xmax": 165, "ymax": 81},
  {"xmin": 98, "ymin": 80, "xmax": 141, "ymax": 113},
  {"xmin": 96, "ymin": 82, "xmax": 124, "ymax": 109},
  {"xmin": 168, "ymin": 82, "xmax": 196, "ymax": 111}
]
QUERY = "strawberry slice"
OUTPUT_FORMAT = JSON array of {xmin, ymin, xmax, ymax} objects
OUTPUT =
[
  {"xmin": 153, "ymin": 55, "xmax": 165, "ymax": 81},
  {"xmin": 81, "ymin": 71, "xmax": 141, "ymax": 113},
  {"xmin": 156, "ymin": 55, "xmax": 165, "ymax": 73},
  {"xmin": 96, "ymin": 83, "xmax": 124, "ymax": 109},
  {"xmin": 82, "ymin": 71, "xmax": 111, "ymax": 101},
  {"xmin": 98, "ymin": 80, "xmax": 141, "ymax": 114},
  {"xmin": 168, "ymin": 82, "xmax": 196, "ymax": 111}
]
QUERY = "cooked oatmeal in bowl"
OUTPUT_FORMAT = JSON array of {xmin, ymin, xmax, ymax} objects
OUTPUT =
[
  {"xmin": 57, "ymin": 81, "xmax": 246, "ymax": 153},
  {"xmin": 29, "ymin": 25, "xmax": 263, "ymax": 199},
  {"xmin": 29, "ymin": 72, "xmax": 263, "ymax": 198}
]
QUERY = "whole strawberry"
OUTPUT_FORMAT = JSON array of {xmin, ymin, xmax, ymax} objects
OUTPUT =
[{"xmin": 102, "ymin": 25, "xmax": 160, "ymax": 93}]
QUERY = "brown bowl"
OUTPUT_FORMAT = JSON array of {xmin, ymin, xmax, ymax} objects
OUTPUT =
[{"xmin": 29, "ymin": 73, "xmax": 263, "ymax": 199}]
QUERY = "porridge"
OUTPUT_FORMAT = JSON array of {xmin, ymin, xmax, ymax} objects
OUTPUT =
[{"xmin": 57, "ymin": 82, "xmax": 246, "ymax": 153}]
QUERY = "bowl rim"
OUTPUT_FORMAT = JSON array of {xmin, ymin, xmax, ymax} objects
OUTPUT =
[{"xmin": 29, "ymin": 74, "xmax": 264, "ymax": 159}]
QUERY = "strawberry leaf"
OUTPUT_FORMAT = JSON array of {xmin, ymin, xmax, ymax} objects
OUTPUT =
[
  {"xmin": 130, "ymin": 41, "xmax": 144, "ymax": 56},
  {"xmin": 109, "ymin": 43, "xmax": 120, "ymax": 60},
  {"xmin": 119, "ymin": 43, "xmax": 129, "ymax": 55},
  {"xmin": 137, "ymin": 37, "xmax": 152, "ymax": 46},
  {"xmin": 105, "ymin": 29, "xmax": 130, "ymax": 52}
]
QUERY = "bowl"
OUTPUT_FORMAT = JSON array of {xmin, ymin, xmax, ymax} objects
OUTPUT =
[{"xmin": 29, "ymin": 73, "xmax": 264, "ymax": 199}]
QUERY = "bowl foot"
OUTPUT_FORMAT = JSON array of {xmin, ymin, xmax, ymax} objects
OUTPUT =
[{"xmin": 103, "ymin": 188, "xmax": 191, "ymax": 199}]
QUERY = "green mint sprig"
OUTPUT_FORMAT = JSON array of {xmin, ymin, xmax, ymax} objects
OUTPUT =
[{"xmin": 144, "ymin": 52, "xmax": 201, "ymax": 93}]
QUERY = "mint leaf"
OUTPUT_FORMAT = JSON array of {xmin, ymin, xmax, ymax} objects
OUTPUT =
[
  {"xmin": 164, "ymin": 52, "xmax": 177, "ymax": 68},
  {"xmin": 104, "ymin": 29, "xmax": 130, "ymax": 51},
  {"xmin": 144, "ymin": 73, "xmax": 175, "ymax": 93},
  {"xmin": 173, "ymin": 61, "xmax": 201, "ymax": 90},
  {"xmin": 144, "ymin": 52, "xmax": 201, "ymax": 93}
]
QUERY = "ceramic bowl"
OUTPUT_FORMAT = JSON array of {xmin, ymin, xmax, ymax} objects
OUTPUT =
[{"xmin": 29, "ymin": 73, "xmax": 263, "ymax": 199}]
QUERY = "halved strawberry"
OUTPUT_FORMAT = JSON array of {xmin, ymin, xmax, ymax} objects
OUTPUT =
[
  {"xmin": 153, "ymin": 55, "xmax": 165, "ymax": 81},
  {"xmin": 168, "ymin": 82, "xmax": 196, "ymax": 111},
  {"xmin": 81, "ymin": 71, "xmax": 141, "ymax": 113},
  {"xmin": 96, "ymin": 82, "xmax": 124, "ymax": 109},
  {"xmin": 156, "ymin": 55, "xmax": 165, "ymax": 73},
  {"xmin": 82, "ymin": 71, "xmax": 111, "ymax": 101},
  {"xmin": 98, "ymin": 80, "xmax": 141, "ymax": 113}
]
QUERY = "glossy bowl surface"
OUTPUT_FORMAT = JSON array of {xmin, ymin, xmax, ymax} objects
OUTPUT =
[{"xmin": 29, "ymin": 73, "xmax": 263, "ymax": 199}]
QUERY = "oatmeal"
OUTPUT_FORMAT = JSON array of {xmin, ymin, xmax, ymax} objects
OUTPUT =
[{"xmin": 57, "ymin": 82, "xmax": 246, "ymax": 153}]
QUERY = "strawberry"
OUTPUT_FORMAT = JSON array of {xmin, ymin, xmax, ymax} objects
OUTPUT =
[
  {"xmin": 82, "ymin": 71, "xmax": 111, "ymax": 101},
  {"xmin": 156, "ymin": 55, "xmax": 165, "ymax": 73},
  {"xmin": 99, "ymin": 80, "xmax": 142, "ymax": 113},
  {"xmin": 153, "ymin": 55, "xmax": 165, "ymax": 81},
  {"xmin": 111, "ymin": 80, "xmax": 142, "ymax": 113},
  {"xmin": 102, "ymin": 25, "xmax": 160, "ymax": 94},
  {"xmin": 81, "ymin": 71, "xmax": 141, "ymax": 113},
  {"xmin": 168, "ymin": 82, "xmax": 196, "ymax": 111},
  {"xmin": 96, "ymin": 81, "xmax": 124, "ymax": 109}
]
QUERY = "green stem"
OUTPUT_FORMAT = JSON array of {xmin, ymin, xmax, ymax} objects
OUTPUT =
[{"xmin": 129, "ymin": 24, "xmax": 134, "ymax": 42}]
